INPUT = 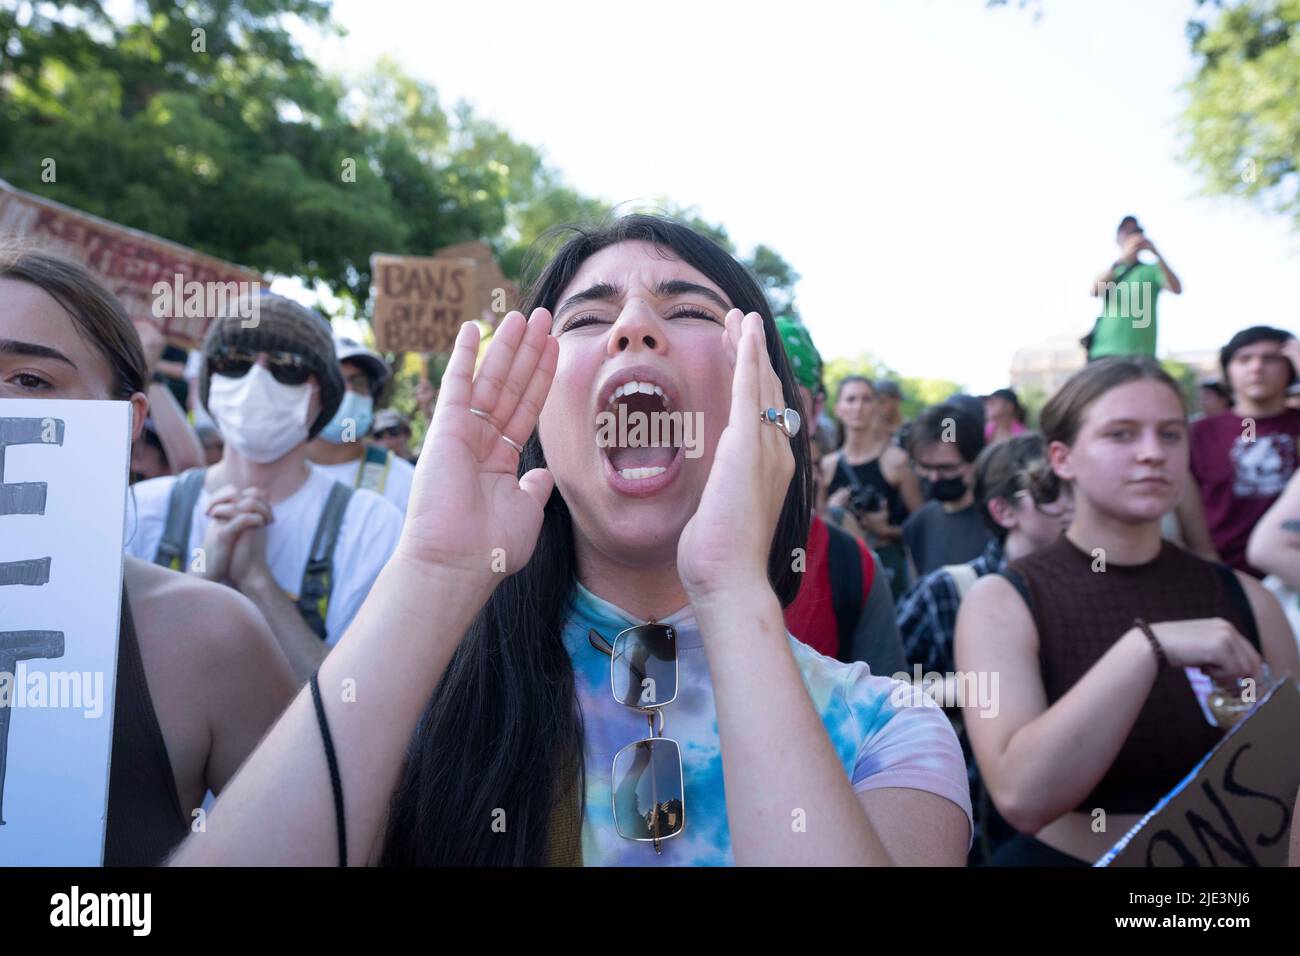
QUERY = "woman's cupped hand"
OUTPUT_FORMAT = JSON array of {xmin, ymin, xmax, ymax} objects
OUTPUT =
[
  {"xmin": 677, "ymin": 310, "xmax": 796, "ymax": 606},
  {"xmin": 395, "ymin": 310, "xmax": 559, "ymax": 584}
]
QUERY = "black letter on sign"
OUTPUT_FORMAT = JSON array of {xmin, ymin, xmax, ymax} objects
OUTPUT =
[
  {"xmin": 1222, "ymin": 742, "xmax": 1291, "ymax": 847},
  {"xmin": 1145, "ymin": 830, "xmax": 1200, "ymax": 867},
  {"xmin": 1186, "ymin": 769, "xmax": 1258, "ymax": 867},
  {"xmin": 0, "ymin": 417, "xmax": 67, "ymax": 826}
]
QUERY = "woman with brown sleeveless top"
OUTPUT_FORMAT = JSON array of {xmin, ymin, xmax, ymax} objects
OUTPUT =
[
  {"xmin": 0, "ymin": 247, "xmax": 296, "ymax": 864},
  {"xmin": 955, "ymin": 357, "xmax": 1300, "ymax": 865}
]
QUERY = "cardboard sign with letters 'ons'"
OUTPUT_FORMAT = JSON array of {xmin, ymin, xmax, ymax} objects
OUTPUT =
[
  {"xmin": 1098, "ymin": 677, "xmax": 1300, "ymax": 867},
  {"xmin": 0, "ymin": 399, "xmax": 131, "ymax": 866}
]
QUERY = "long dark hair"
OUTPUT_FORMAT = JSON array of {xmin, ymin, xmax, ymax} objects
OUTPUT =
[{"xmin": 380, "ymin": 214, "xmax": 812, "ymax": 865}]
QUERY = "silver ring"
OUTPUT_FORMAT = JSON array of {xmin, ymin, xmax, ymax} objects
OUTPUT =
[
  {"xmin": 470, "ymin": 407, "xmax": 494, "ymax": 425},
  {"xmin": 759, "ymin": 406, "xmax": 802, "ymax": 438},
  {"xmin": 501, "ymin": 434, "xmax": 524, "ymax": 454}
]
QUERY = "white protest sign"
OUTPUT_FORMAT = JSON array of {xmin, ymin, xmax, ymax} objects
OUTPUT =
[{"xmin": 0, "ymin": 399, "xmax": 131, "ymax": 865}]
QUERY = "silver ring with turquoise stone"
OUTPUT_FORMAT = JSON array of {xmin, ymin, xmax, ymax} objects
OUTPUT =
[{"xmin": 759, "ymin": 406, "xmax": 801, "ymax": 438}]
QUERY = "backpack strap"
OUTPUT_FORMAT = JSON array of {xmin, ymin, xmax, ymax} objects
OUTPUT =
[
  {"xmin": 944, "ymin": 563, "xmax": 980, "ymax": 601},
  {"xmin": 826, "ymin": 521, "xmax": 864, "ymax": 662},
  {"xmin": 355, "ymin": 445, "xmax": 391, "ymax": 495},
  {"xmin": 297, "ymin": 481, "xmax": 354, "ymax": 641},
  {"xmin": 152, "ymin": 467, "xmax": 207, "ymax": 572},
  {"xmin": 834, "ymin": 452, "xmax": 867, "ymax": 497},
  {"xmin": 1213, "ymin": 563, "xmax": 1261, "ymax": 650}
]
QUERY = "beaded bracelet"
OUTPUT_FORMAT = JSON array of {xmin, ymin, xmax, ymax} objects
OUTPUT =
[{"xmin": 1133, "ymin": 617, "xmax": 1167, "ymax": 671}]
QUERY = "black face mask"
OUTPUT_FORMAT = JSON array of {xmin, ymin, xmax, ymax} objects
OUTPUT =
[{"xmin": 927, "ymin": 475, "xmax": 967, "ymax": 502}]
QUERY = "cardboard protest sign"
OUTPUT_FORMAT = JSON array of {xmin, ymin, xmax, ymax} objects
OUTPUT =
[
  {"xmin": 433, "ymin": 240, "xmax": 518, "ymax": 325},
  {"xmin": 0, "ymin": 399, "xmax": 131, "ymax": 865},
  {"xmin": 1099, "ymin": 677, "xmax": 1300, "ymax": 867},
  {"xmin": 370, "ymin": 254, "xmax": 479, "ymax": 354},
  {"xmin": 0, "ymin": 178, "xmax": 262, "ymax": 348}
]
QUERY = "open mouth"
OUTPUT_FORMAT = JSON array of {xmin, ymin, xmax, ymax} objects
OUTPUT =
[{"xmin": 600, "ymin": 378, "xmax": 684, "ymax": 481}]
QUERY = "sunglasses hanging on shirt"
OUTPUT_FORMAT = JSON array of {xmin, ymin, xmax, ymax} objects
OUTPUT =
[{"xmin": 588, "ymin": 621, "xmax": 685, "ymax": 854}]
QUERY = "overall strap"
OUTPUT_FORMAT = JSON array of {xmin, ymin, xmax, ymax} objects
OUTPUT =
[
  {"xmin": 152, "ymin": 467, "xmax": 206, "ymax": 572},
  {"xmin": 297, "ymin": 481, "xmax": 354, "ymax": 641}
]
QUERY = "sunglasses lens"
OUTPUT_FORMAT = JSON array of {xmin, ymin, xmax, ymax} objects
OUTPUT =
[
  {"xmin": 268, "ymin": 353, "xmax": 311, "ymax": 386},
  {"xmin": 611, "ymin": 738, "xmax": 684, "ymax": 841},
  {"xmin": 209, "ymin": 350, "xmax": 253, "ymax": 378},
  {"xmin": 612, "ymin": 625, "xmax": 676, "ymax": 707}
]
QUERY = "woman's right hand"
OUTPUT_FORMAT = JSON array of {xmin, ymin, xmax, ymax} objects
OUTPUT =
[
  {"xmin": 395, "ymin": 310, "xmax": 559, "ymax": 583},
  {"xmin": 1149, "ymin": 617, "xmax": 1263, "ymax": 685}
]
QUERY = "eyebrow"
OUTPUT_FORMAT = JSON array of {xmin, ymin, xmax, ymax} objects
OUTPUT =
[
  {"xmin": 0, "ymin": 338, "xmax": 78, "ymax": 368},
  {"xmin": 653, "ymin": 280, "xmax": 731, "ymax": 314},
  {"xmin": 553, "ymin": 279, "xmax": 731, "ymax": 322},
  {"xmin": 554, "ymin": 282, "xmax": 622, "ymax": 323},
  {"xmin": 1099, "ymin": 418, "xmax": 1187, "ymax": 428}
]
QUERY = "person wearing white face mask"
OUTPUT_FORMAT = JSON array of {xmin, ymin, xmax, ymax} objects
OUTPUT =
[
  {"xmin": 306, "ymin": 335, "xmax": 416, "ymax": 515},
  {"xmin": 126, "ymin": 294, "xmax": 405, "ymax": 683}
]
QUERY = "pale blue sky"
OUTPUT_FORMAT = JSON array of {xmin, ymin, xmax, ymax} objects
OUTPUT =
[{"xmin": 300, "ymin": 0, "xmax": 1299, "ymax": 391}]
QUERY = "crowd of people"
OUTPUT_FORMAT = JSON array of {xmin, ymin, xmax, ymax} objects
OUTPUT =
[{"xmin": 2, "ymin": 208, "xmax": 1299, "ymax": 867}]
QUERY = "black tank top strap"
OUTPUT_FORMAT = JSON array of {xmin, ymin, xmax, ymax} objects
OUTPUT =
[
  {"xmin": 829, "ymin": 452, "xmax": 860, "ymax": 494},
  {"xmin": 997, "ymin": 566, "xmax": 1034, "ymax": 612},
  {"xmin": 103, "ymin": 584, "xmax": 190, "ymax": 866},
  {"xmin": 1212, "ymin": 563, "xmax": 1260, "ymax": 650}
]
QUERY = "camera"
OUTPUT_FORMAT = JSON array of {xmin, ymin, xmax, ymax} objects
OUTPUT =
[{"xmin": 849, "ymin": 485, "xmax": 886, "ymax": 518}]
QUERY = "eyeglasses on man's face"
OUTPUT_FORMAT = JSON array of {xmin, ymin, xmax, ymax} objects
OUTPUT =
[{"xmin": 912, "ymin": 458, "xmax": 966, "ymax": 480}]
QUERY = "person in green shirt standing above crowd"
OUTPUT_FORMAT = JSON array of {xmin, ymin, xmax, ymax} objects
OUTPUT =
[{"xmin": 1086, "ymin": 215, "xmax": 1182, "ymax": 360}]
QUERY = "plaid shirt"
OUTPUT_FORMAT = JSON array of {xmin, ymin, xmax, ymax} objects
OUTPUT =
[
  {"xmin": 896, "ymin": 537, "xmax": 1006, "ymax": 676},
  {"xmin": 894, "ymin": 536, "xmax": 1011, "ymax": 862}
]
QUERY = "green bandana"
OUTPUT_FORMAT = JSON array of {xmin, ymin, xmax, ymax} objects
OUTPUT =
[{"xmin": 775, "ymin": 317, "xmax": 823, "ymax": 394}]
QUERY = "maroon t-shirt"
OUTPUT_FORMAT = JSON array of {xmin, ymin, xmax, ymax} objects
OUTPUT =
[{"xmin": 1189, "ymin": 408, "xmax": 1300, "ymax": 574}]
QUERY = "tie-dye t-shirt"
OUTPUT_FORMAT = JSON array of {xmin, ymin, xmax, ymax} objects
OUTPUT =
[{"xmin": 564, "ymin": 582, "xmax": 972, "ymax": 866}]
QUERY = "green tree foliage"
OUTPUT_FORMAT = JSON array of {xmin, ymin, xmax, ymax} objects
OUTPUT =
[
  {"xmin": 1016, "ymin": 384, "xmax": 1048, "ymax": 428},
  {"xmin": 1, "ymin": 3, "xmax": 803, "ymax": 311},
  {"xmin": 1182, "ymin": 1, "xmax": 1299, "ymax": 228},
  {"xmin": 822, "ymin": 353, "xmax": 963, "ymax": 424},
  {"xmin": 1160, "ymin": 357, "xmax": 1202, "ymax": 410},
  {"xmin": 1, "ymin": 0, "xmax": 806, "ymax": 444},
  {"xmin": 0, "ymin": 0, "xmax": 396, "ymax": 292}
]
